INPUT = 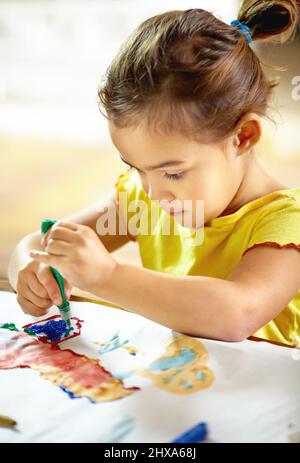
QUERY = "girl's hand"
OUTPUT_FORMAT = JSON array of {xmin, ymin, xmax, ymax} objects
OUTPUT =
[
  {"xmin": 16, "ymin": 259, "xmax": 73, "ymax": 317},
  {"xmin": 29, "ymin": 221, "xmax": 117, "ymax": 294}
]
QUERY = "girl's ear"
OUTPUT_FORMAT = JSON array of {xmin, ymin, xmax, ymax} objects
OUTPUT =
[
  {"xmin": 235, "ymin": 113, "xmax": 262, "ymax": 151},
  {"xmin": 237, "ymin": 126, "xmax": 254, "ymax": 147}
]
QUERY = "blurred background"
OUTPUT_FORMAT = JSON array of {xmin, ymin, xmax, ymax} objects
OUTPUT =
[{"xmin": 1, "ymin": 0, "xmax": 299, "ymax": 285}]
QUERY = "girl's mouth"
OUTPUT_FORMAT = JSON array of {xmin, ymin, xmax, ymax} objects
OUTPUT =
[{"xmin": 169, "ymin": 209, "xmax": 183, "ymax": 216}]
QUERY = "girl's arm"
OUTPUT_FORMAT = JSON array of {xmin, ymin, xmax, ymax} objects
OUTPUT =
[
  {"xmin": 30, "ymin": 222, "xmax": 300, "ymax": 343},
  {"xmin": 90, "ymin": 245, "xmax": 300, "ymax": 342},
  {"xmin": 93, "ymin": 262, "xmax": 248, "ymax": 342}
]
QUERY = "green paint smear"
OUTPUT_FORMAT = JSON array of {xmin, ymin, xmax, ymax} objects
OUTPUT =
[
  {"xmin": 23, "ymin": 328, "xmax": 37, "ymax": 337},
  {"xmin": 0, "ymin": 323, "xmax": 19, "ymax": 332}
]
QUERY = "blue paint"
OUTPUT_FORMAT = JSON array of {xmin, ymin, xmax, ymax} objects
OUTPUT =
[
  {"xmin": 59, "ymin": 385, "xmax": 82, "ymax": 400},
  {"xmin": 59, "ymin": 385, "xmax": 96, "ymax": 404},
  {"xmin": 195, "ymin": 371, "xmax": 206, "ymax": 381},
  {"xmin": 148, "ymin": 348, "xmax": 196, "ymax": 371},
  {"xmin": 170, "ymin": 421, "xmax": 208, "ymax": 444},
  {"xmin": 26, "ymin": 319, "xmax": 73, "ymax": 343},
  {"xmin": 98, "ymin": 331, "xmax": 129, "ymax": 354},
  {"xmin": 98, "ymin": 415, "xmax": 135, "ymax": 443},
  {"xmin": 180, "ymin": 381, "xmax": 193, "ymax": 389},
  {"xmin": 114, "ymin": 370, "xmax": 134, "ymax": 380}
]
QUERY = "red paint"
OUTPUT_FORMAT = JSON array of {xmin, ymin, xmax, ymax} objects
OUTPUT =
[{"xmin": 0, "ymin": 331, "xmax": 139, "ymax": 394}]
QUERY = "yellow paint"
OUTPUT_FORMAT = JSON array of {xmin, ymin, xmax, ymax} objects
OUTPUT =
[
  {"xmin": 140, "ymin": 334, "xmax": 214, "ymax": 394},
  {"xmin": 33, "ymin": 364, "xmax": 134, "ymax": 402}
]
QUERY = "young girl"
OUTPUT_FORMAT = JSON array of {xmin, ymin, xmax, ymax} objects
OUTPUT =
[{"xmin": 8, "ymin": 1, "xmax": 300, "ymax": 347}]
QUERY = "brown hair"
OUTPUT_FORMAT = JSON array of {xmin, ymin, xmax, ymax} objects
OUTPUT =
[{"xmin": 98, "ymin": 1, "xmax": 300, "ymax": 143}]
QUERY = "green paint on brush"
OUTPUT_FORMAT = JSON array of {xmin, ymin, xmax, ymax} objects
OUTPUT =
[
  {"xmin": 58, "ymin": 299, "xmax": 71, "ymax": 337},
  {"xmin": 65, "ymin": 318, "xmax": 71, "ymax": 337},
  {"xmin": 41, "ymin": 219, "xmax": 72, "ymax": 337}
]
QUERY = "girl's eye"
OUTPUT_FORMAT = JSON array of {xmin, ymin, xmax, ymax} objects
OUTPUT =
[
  {"xmin": 164, "ymin": 172, "xmax": 184, "ymax": 181},
  {"xmin": 127, "ymin": 165, "xmax": 183, "ymax": 181}
]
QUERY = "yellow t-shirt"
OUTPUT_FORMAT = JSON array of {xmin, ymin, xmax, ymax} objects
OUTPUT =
[{"xmin": 114, "ymin": 170, "xmax": 300, "ymax": 347}]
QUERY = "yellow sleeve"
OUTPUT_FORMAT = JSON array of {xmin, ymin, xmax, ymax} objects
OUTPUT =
[
  {"xmin": 114, "ymin": 169, "xmax": 147, "ymax": 242},
  {"xmin": 242, "ymin": 197, "xmax": 300, "ymax": 257}
]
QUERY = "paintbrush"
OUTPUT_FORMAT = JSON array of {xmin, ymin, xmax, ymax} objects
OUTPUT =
[
  {"xmin": 0, "ymin": 415, "xmax": 17, "ymax": 429},
  {"xmin": 41, "ymin": 219, "xmax": 72, "ymax": 335}
]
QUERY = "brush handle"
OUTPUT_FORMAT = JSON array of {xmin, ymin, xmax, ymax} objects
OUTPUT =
[{"xmin": 41, "ymin": 219, "xmax": 69, "ymax": 315}]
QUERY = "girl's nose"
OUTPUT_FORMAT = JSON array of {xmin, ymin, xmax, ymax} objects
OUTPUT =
[
  {"xmin": 148, "ymin": 185, "xmax": 163, "ymax": 202},
  {"xmin": 147, "ymin": 185, "xmax": 174, "ymax": 204}
]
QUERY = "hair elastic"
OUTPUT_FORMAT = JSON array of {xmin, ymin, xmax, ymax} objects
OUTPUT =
[{"xmin": 230, "ymin": 19, "xmax": 253, "ymax": 44}]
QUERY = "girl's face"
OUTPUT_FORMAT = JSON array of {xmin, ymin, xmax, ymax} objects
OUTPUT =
[{"xmin": 108, "ymin": 121, "xmax": 246, "ymax": 229}]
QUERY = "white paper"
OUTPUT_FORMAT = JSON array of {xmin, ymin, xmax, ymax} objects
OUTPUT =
[{"xmin": 0, "ymin": 291, "xmax": 299, "ymax": 443}]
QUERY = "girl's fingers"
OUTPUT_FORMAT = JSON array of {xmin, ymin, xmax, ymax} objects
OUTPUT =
[
  {"xmin": 55, "ymin": 221, "xmax": 79, "ymax": 231},
  {"xmin": 23, "ymin": 282, "xmax": 53, "ymax": 309},
  {"xmin": 64, "ymin": 279, "xmax": 73, "ymax": 298},
  {"xmin": 43, "ymin": 226, "xmax": 76, "ymax": 246},
  {"xmin": 41, "ymin": 222, "xmax": 78, "ymax": 247},
  {"xmin": 29, "ymin": 250, "xmax": 51, "ymax": 264},
  {"xmin": 45, "ymin": 238, "xmax": 71, "ymax": 256},
  {"xmin": 27, "ymin": 272, "xmax": 52, "ymax": 300},
  {"xmin": 17, "ymin": 293, "xmax": 50, "ymax": 317},
  {"xmin": 64, "ymin": 279, "xmax": 72, "ymax": 290},
  {"xmin": 36, "ymin": 266, "xmax": 63, "ymax": 306},
  {"xmin": 41, "ymin": 230, "xmax": 50, "ymax": 247}
]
